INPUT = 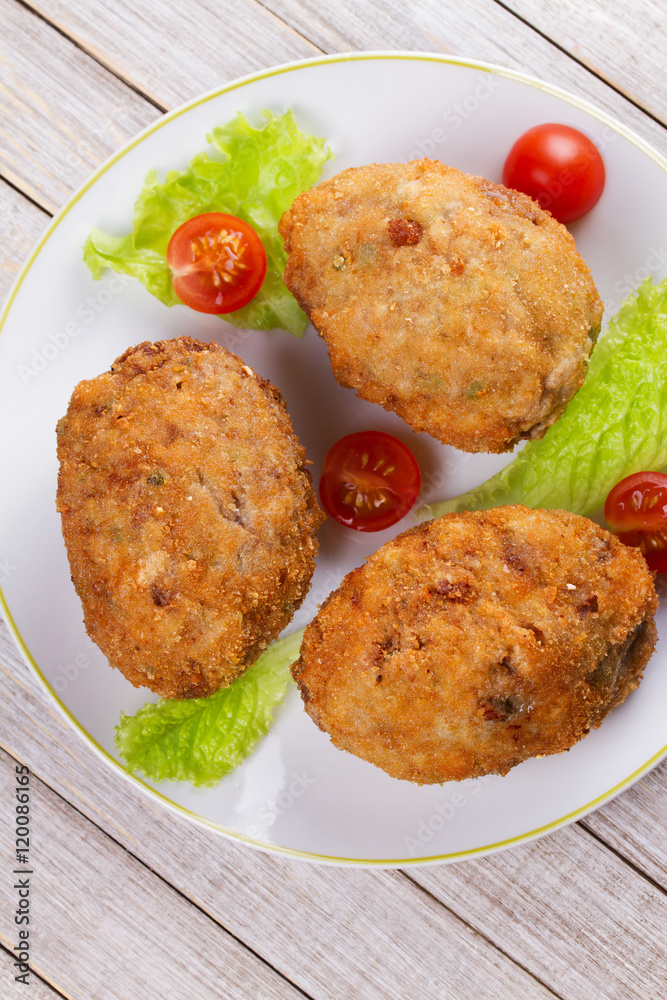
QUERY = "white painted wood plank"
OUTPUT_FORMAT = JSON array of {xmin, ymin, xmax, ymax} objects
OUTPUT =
[
  {"xmin": 0, "ymin": 181, "xmax": 50, "ymax": 302},
  {"xmin": 1, "ymin": 946, "xmax": 63, "ymax": 1000},
  {"xmin": 252, "ymin": 0, "xmax": 667, "ymax": 158},
  {"xmin": 0, "ymin": 0, "xmax": 159, "ymax": 211},
  {"xmin": 6, "ymin": 0, "xmax": 667, "ymax": 219},
  {"xmin": 0, "ymin": 625, "xmax": 557, "ymax": 1000},
  {"xmin": 581, "ymin": 767, "xmax": 667, "ymax": 888},
  {"xmin": 2, "ymin": 577, "xmax": 665, "ymax": 999},
  {"xmin": 2, "ymin": 603, "xmax": 666, "ymax": 998},
  {"xmin": 0, "ymin": 155, "xmax": 665, "ymax": 990},
  {"xmin": 25, "ymin": 0, "xmax": 321, "ymax": 110},
  {"xmin": 0, "ymin": 746, "xmax": 308, "ymax": 1000},
  {"xmin": 408, "ymin": 822, "xmax": 667, "ymax": 1000},
  {"xmin": 504, "ymin": 0, "xmax": 667, "ymax": 125},
  {"xmin": 2, "ymin": 3, "xmax": 667, "ymax": 996}
]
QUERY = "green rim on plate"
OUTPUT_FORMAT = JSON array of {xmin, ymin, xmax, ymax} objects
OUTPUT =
[{"xmin": 2, "ymin": 51, "xmax": 666, "ymax": 865}]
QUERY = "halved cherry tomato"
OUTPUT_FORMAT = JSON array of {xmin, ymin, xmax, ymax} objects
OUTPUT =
[
  {"xmin": 502, "ymin": 123, "xmax": 605, "ymax": 224},
  {"xmin": 167, "ymin": 212, "xmax": 267, "ymax": 314},
  {"xmin": 319, "ymin": 431, "xmax": 421, "ymax": 532},
  {"xmin": 604, "ymin": 471, "xmax": 667, "ymax": 573}
]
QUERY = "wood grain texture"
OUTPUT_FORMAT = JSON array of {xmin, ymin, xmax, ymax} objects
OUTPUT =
[
  {"xmin": 0, "ymin": 629, "xmax": 558, "ymax": 1000},
  {"xmin": 2, "ymin": 2, "xmax": 667, "ymax": 997},
  {"xmin": 0, "ymin": 180, "xmax": 50, "ymax": 301},
  {"xmin": 24, "ymin": 0, "xmax": 321, "ymax": 110},
  {"xmin": 1, "ymin": 946, "xmax": 63, "ymax": 1000},
  {"xmin": 503, "ymin": 0, "xmax": 667, "ymax": 125},
  {"xmin": 4, "ymin": 0, "xmax": 667, "ymax": 219},
  {"xmin": 252, "ymin": 0, "xmax": 667, "ymax": 158},
  {"xmin": 408, "ymin": 824, "xmax": 667, "ymax": 1000},
  {"xmin": 0, "ymin": 745, "xmax": 310, "ymax": 1000},
  {"xmin": 0, "ymin": 0, "xmax": 159, "ymax": 212},
  {"xmin": 581, "ymin": 767, "xmax": 667, "ymax": 887}
]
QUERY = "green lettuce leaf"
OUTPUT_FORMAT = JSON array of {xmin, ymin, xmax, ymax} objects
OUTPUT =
[
  {"xmin": 83, "ymin": 110, "xmax": 332, "ymax": 336},
  {"xmin": 422, "ymin": 278, "xmax": 667, "ymax": 519},
  {"xmin": 115, "ymin": 628, "xmax": 304, "ymax": 787}
]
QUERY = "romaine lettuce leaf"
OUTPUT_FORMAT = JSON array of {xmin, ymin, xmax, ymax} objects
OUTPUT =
[
  {"xmin": 83, "ymin": 110, "xmax": 332, "ymax": 336},
  {"xmin": 115, "ymin": 628, "xmax": 304, "ymax": 787},
  {"xmin": 422, "ymin": 278, "xmax": 667, "ymax": 518}
]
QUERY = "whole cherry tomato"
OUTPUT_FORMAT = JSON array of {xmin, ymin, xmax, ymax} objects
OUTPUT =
[{"xmin": 502, "ymin": 123, "xmax": 605, "ymax": 224}]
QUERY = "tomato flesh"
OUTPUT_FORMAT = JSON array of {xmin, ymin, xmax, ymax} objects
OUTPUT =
[
  {"xmin": 319, "ymin": 431, "xmax": 421, "ymax": 532},
  {"xmin": 604, "ymin": 471, "xmax": 667, "ymax": 573},
  {"xmin": 167, "ymin": 212, "xmax": 267, "ymax": 314},
  {"xmin": 502, "ymin": 123, "xmax": 605, "ymax": 224}
]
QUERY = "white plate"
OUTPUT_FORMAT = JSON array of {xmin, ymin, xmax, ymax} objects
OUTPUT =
[{"xmin": 2, "ymin": 52, "xmax": 667, "ymax": 866}]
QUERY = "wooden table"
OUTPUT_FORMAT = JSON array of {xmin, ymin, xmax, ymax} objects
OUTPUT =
[{"xmin": 1, "ymin": 2, "xmax": 666, "ymax": 997}]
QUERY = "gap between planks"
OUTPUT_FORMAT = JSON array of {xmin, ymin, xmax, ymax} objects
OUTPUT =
[
  {"xmin": 399, "ymin": 870, "xmax": 564, "ymax": 999},
  {"xmin": 0, "ymin": 174, "xmax": 53, "ymax": 219},
  {"xmin": 14, "ymin": 0, "xmax": 169, "ymax": 114},
  {"xmin": 0, "ymin": 745, "xmax": 316, "ymax": 1000},
  {"xmin": 0, "ymin": 741, "xmax": 553, "ymax": 1000},
  {"xmin": 577, "ymin": 821, "xmax": 667, "ymax": 899},
  {"xmin": 0, "ymin": 678, "xmax": 572, "ymax": 1000},
  {"xmin": 6, "ymin": 0, "xmax": 667, "ymax": 213},
  {"xmin": 0, "ymin": 173, "xmax": 665, "ymax": 901},
  {"xmin": 490, "ymin": 0, "xmax": 667, "ymax": 131},
  {"xmin": 497, "ymin": 0, "xmax": 667, "ymax": 128},
  {"xmin": 0, "ymin": 942, "xmax": 69, "ymax": 1000}
]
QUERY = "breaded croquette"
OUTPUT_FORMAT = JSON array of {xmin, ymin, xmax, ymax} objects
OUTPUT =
[
  {"xmin": 56, "ymin": 337, "xmax": 323, "ymax": 699},
  {"xmin": 280, "ymin": 159, "xmax": 603, "ymax": 453},
  {"xmin": 293, "ymin": 506, "xmax": 657, "ymax": 783}
]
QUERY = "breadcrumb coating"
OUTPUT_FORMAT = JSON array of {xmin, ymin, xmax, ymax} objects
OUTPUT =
[
  {"xmin": 294, "ymin": 506, "xmax": 657, "ymax": 783},
  {"xmin": 280, "ymin": 159, "xmax": 603, "ymax": 453},
  {"xmin": 56, "ymin": 337, "xmax": 323, "ymax": 698}
]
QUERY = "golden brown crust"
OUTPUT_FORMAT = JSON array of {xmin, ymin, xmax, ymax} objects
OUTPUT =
[
  {"xmin": 280, "ymin": 159, "xmax": 603, "ymax": 453},
  {"xmin": 56, "ymin": 337, "xmax": 324, "ymax": 698},
  {"xmin": 293, "ymin": 506, "xmax": 658, "ymax": 783}
]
